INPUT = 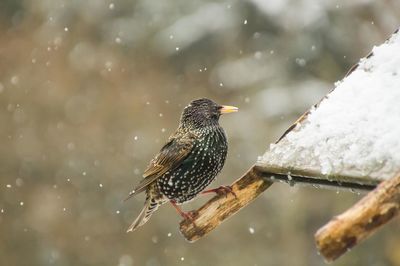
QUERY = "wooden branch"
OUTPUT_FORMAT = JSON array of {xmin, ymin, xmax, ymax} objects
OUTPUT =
[
  {"xmin": 315, "ymin": 173, "xmax": 400, "ymax": 262},
  {"xmin": 179, "ymin": 167, "xmax": 273, "ymax": 242}
]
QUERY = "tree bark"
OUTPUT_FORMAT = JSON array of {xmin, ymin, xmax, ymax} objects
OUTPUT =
[
  {"xmin": 179, "ymin": 167, "xmax": 273, "ymax": 242},
  {"xmin": 315, "ymin": 173, "xmax": 400, "ymax": 262}
]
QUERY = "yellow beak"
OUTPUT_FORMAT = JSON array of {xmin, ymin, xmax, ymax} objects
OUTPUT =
[{"xmin": 219, "ymin": 105, "xmax": 239, "ymax": 114}]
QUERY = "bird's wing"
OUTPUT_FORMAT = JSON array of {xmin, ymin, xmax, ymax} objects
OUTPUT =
[{"xmin": 125, "ymin": 132, "xmax": 196, "ymax": 200}]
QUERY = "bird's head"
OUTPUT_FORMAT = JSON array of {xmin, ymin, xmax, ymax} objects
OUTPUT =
[{"xmin": 180, "ymin": 98, "xmax": 238, "ymax": 129}]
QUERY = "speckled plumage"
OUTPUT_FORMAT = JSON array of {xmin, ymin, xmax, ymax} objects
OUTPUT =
[
  {"xmin": 126, "ymin": 98, "xmax": 237, "ymax": 232},
  {"xmin": 157, "ymin": 124, "xmax": 227, "ymax": 203}
]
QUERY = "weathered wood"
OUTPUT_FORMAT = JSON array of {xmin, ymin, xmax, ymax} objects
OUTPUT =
[
  {"xmin": 315, "ymin": 173, "xmax": 400, "ymax": 262},
  {"xmin": 179, "ymin": 167, "xmax": 273, "ymax": 242}
]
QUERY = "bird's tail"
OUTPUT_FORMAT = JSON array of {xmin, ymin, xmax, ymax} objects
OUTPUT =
[{"xmin": 126, "ymin": 195, "xmax": 162, "ymax": 232}]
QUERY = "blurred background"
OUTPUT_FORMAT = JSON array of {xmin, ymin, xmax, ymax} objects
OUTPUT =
[{"xmin": 0, "ymin": 1, "xmax": 399, "ymax": 265}]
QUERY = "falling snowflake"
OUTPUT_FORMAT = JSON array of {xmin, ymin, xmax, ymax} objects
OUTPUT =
[{"xmin": 249, "ymin": 227, "xmax": 255, "ymax": 234}]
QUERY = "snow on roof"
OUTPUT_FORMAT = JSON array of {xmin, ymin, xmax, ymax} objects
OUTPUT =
[{"xmin": 257, "ymin": 29, "xmax": 400, "ymax": 185}]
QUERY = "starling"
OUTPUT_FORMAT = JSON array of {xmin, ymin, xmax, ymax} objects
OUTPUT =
[{"xmin": 126, "ymin": 98, "xmax": 238, "ymax": 232}]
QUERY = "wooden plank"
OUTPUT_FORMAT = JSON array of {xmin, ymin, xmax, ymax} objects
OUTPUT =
[
  {"xmin": 179, "ymin": 167, "xmax": 273, "ymax": 242},
  {"xmin": 315, "ymin": 173, "xmax": 400, "ymax": 262}
]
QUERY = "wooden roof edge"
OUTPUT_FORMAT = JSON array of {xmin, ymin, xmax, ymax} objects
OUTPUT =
[{"xmin": 253, "ymin": 164, "xmax": 377, "ymax": 191}]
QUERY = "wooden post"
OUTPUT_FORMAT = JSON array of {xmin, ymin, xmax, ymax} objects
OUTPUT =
[
  {"xmin": 179, "ymin": 167, "xmax": 273, "ymax": 242},
  {"xmin": 315, "ymin": 173, "xmax": 400, "ymax": 262}
]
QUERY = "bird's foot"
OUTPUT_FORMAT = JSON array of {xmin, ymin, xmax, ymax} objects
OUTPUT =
[
  {"xmin": 170, "ymin": 201, "xmax": 197, "ymax": 223},
  {"xmin": 181, "ymin": 210, "xmax": 197, "ymax": 221},
  {"xmin": 202, "ymin": 185, "xmax": 237, "ymax": 199}
]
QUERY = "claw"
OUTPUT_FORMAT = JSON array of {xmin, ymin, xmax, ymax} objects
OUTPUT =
[
  {"xmin": 202, "ymin": 185, "xmax": 237, "ymax": 199},
  {"xmin": 181, "ymin": 210, "xmax": 197, "ymax": 221},
  {"xmin": 170, "ymin": 200, "xmax": 197, "ymax": 225}
]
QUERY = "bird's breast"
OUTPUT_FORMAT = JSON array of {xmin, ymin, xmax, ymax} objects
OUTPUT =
[{"xmin": 157, "ymin": 127, "xmax": 228, "ymax": 203}]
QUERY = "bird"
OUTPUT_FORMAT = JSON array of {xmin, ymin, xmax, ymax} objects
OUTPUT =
[{"xmin": 125, "ymin": 98, "xmax": 238, "ymax": 232}]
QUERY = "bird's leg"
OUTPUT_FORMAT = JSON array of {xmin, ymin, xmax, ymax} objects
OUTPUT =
[
  {"xmin": 202, "ymin": 185, "xmax": 237, "ymax": 198},
  {"xmin": 170, "ymin": 200, "xmax": 196, "ymax": 221}
]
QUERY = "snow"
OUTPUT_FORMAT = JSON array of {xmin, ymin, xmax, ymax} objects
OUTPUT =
[
  {"xmin": 249, "ymin": 227, "xmax": 255, "ymax": 234},
  {"xmin": 118, "ymin": 255, "xmax": 133, "ymax": 266},
  {"xmin": 151, "ymin": 236, "xmax": 158, "ymax": 244},
  {"xmin": 16, "ymin": 178, "xmax": 23, "ymax": 186},
  {"xmin": 11, "ymin": 76, "xmax": 19, "ymax": 85},
  {"xmin": 153, "ymin": 3, "xmax": 235, "ymax": 55},
  {"xmin": 248, "ymin": 0, "xmax": 329, "ymax": 29},
  {"xmin": 259, "ymin": 30, "xmax": 400, "ymax": 182}
]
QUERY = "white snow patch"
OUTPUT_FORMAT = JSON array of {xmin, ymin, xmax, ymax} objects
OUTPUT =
[{"xmin": 259, "ymin": 30, "xmax": 400, "ymax": 181}]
